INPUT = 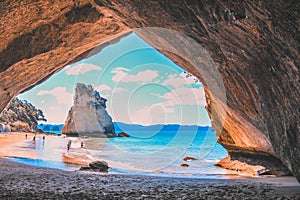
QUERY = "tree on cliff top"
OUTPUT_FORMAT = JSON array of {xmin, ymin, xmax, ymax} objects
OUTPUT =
[{"xmin": 0, "ymin": 98, "xmax": 46, "ymax": 132}]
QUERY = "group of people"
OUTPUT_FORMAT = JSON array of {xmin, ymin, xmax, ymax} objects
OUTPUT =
[
  {"xmin": 67, "ymin": 140, "xmax": 84, "ymax": 152},
  {"xmin": 25, "ymin": 133, "xmax": 84, "ymax": 151},
  {"xmin": 28, "ymin": 134, "xmax": 45, "ymax": 144}
]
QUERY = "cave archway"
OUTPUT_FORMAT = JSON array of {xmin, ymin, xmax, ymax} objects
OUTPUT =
[
  {"xmin": 14, "ymin": 31, "xmax": 229, "ymax": 175},
  {"xmin": 0, "ymin": 0, "xmax": 298, "ymax": 181}
]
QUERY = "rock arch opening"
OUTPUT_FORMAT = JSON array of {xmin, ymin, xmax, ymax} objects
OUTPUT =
[
  {"xmin": 0, "ymin": 0, "xmax": 298, "ymax": 181},
  {"xmin": 6, "ymin": 32, "xmax": 231, "ymax": 177}
]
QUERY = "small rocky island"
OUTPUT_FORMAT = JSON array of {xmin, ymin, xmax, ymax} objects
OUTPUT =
[{"xmin": 62, "ymin": 83, "xmax": 116, "ymax": 137}]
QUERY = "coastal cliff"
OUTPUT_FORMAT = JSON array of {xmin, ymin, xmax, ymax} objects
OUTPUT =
[
  {"xmin": 0, "ymin": 98, "xmax": 46, "ymax": 132},
  {"xmin": 0, "ymin": 1, "xmax": 299, "ymax": 180},
  {"xmin": 62, "ymin": 83, "xmax": 115, "ymax": 137}
]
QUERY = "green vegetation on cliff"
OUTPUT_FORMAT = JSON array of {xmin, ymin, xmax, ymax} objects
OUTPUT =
[{"xmin": 0, "ymin": 98, "xmax": 46, "ymax": 132}]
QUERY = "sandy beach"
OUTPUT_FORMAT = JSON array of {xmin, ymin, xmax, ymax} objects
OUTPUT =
[
  {"xmin": 0, "ymin": 132, "xmax": 91, "ymax": 165},
  {"xmin": 0, "ymin": 132, "xmax": 299, "ymax": 199}
]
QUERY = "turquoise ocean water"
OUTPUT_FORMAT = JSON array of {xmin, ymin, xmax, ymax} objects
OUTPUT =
[{"xmin": 11, "ymin": 124, "xmax": 233, "ymax": 178}]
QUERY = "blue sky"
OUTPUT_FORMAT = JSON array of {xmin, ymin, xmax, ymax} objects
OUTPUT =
[{"xmin": 18, "ymin": 33, "xmax": 211, "ymax": 126}]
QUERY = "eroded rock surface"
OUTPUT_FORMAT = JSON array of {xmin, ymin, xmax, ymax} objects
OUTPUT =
[
  {"xmin": 0, "ymin": 98, "xmax": 46, "ymax": 132},
  {"xmin": 62, "ymin": 83, "xmax": 115, "ymax": 137},
  {"xmin": 0, "ymin": 122, "xmax": 11, "ymax": 133},
  {"xmin": 0, "ymin": 1, "xmax": 299, "ymax": 180}
]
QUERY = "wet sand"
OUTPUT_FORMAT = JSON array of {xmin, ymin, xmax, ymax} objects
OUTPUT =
[
  {"xmin": 0, "ymin": 132, "xmax": 37, "ymax": 158},
  {"xmin": 0, "ymin": 132, "xmax": 91, "ymax": 165},
  {"xmin": 0, "ymin": 132, "xmax": 299, "ymax": 199}
]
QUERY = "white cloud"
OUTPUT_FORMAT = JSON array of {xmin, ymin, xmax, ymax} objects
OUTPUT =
[
  {"xmin": 127, "ymin": 87, "xmax": 206, "ymax": 125},
  {"xmin": 94, "ymin": 84, "xmax": 128, "ymax": 98},
  {"xmin": 131, "ymin": 107, "xmax": 152, "ymax": 126},
  {"xmin": 154, "ymin": 104, "xmax": 175, "ymax": 113},
  {"xmin": 157, "ymin": 72, "xmax": 205, "ymax": 110},
  {"xmin": 159, "ymin": 87, "xmax": 206, "ymax": 107},
  {"xmin": 37, "ymin": 87, "xmax": 73, "ymax": 105},
  {"xmin": 162, "ymin": 72, "xmax": 200, "ymax": 88},
  {"xmin": 130, "ymin": 105, "xmax": 168, "ymax": 126},
  {"xmin": 94, "ymin": 84, "xmax": 113, "ymax": 99},
  {"xmin": 95, "ymin": 84, "xmax": 112, "ymax": 92},
  {"xmin": 111, "ymin": 67, "xmax": 159, "ymax": 83},
  {"xmin": 94, "ymin": 84, "xmax": 112, "ymax": 98},
  {"xmin": 113, "ymin": 87, "xmax": 128, "ymax": 93},
  {"xmin": 111, "ymin": 67, "xmax": 129, "ymax": 73},
  {"xmin": 65, "ymin": 63, "xmax": 102, "ymax": 75}
]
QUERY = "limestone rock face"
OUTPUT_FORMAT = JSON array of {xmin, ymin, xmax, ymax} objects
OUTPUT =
[
  {"xmin": 62, "ymin": 83, "xmax": 115, "ymax": 137},
  {"xmin": 0, "ymin": 1, "xmax": 299, "ymax": 181},
  {"xmin": 0, "ymin": 98, "xmax": 46, "ymax": 132}
]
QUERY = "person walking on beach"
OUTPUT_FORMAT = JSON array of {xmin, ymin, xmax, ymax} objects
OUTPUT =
[
  {"xmin": 81, "ymin": 141, "xmax": 84, "ymax": 148},
  {"xmin": 67, "ymin": 140, "xmax": 71, "ymax": 152},
  {"xmin": 32, "ymin": 136, "xmax": 36, "ymax": 144},
  {"xmin": 42, "ymin": 135, "xmax": 45, "ymax": 141},
  {"xmin": 25, "ymin": 134, "xmax": 27, "ymax": 139},
  {"xmin": 67, "ymin": 142, "xmax": 70, "ymax": 152}
]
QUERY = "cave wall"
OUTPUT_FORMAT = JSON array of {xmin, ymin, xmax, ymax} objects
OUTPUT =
[{"xmin": 0, "ymin": 0, "xmax": 299, "ymax": 180}]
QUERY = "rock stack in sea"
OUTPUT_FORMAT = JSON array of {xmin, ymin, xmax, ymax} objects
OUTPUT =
[{"xmin": 62, "ymin": 83, "xmax": 116, "ymax": 137}]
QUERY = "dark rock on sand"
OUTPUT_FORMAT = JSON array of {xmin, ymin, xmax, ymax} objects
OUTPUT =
[
  {"xmin": 183, "ymin": 156, "xmax": 198, "ymax": 161},
  {"xmin": 79, "ymin": 166, "xmax": 91, "ymax": 171},
  {"xmin": 215, "ymin": 156, "xmax": 267, "ymax": 176},
  {"xmin": 106, "ymin": 133, "xmax": 117, "ymax": 138},
  {"xmin": 180, "ymin": 163, "xmax": 189, "ymax": 167},
  {"xmin": 89, "ymin": 161, "xmax": 109, "ymax": 172},
  {"xmin": 118, "ymin": 132, "xmax": 130, "ymax": 137}
]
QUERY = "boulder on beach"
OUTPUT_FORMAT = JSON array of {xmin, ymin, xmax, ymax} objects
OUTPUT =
[
  {"xmin": 215, "ymin": 156, "xmax": 275, "ymax": 176},
  {"xmin": 79, "ymin": 166, "xmax": 91, "ymax": 171},
  {"xmin": 79, "ymin": 161, "xmax": 110, "ymax": 172},
  {"xmin": 62, "ymin": 83, "xmax": 116, "ymax": 138},
  {"xmin": 89, "ymin": 161, "xmax": 109, "ymax": 172},
  {"xmin": 180, "ymin": 163, "xmax": 189, "ymax": 167},
  {"xmin": 117, "ymin": 132, "xmax": 130, "ymax": 137},
  {"xmin": 183, "ymin": 156, "xmax": 198, "ymax": 161}
]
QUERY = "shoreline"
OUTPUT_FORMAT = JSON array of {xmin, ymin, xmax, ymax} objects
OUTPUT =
[
  {"xmin": 0, "ymin": 132, "xmax": 92, "ymax": 165},
  {"xmin": 0, "ymin": 158, "xmax": 299, "ymax": 199},
  {"xmin": 0, "ymin": 132, "xmax": 257, "ymax": 179},
  {"xmin": 0, "ymin": 132, "xmax": 296, "ymax": 179},
  {"xmin": 0, "ymin": 132, "xmax": 299, "ymax": 199},
  {"xmin": 1, "ymin": 132, "xmax": 299, "ymax": 179}
]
